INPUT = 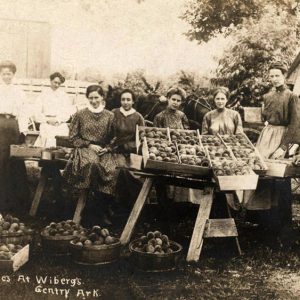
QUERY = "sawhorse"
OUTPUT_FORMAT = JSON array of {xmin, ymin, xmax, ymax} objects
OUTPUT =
[
  {"xmin": 119, "ymin": 171, "xmax": 241, "ymax": 263},
  {"xmin": 29, "ymin": 159, "xmax": 65, "ymax": 216}
]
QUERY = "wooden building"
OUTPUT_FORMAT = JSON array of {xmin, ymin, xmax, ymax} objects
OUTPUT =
[
  {"xmin": 287, "ymin": 51, "xmax": 300, "ymax": 95},
  {"xmin": 0, "ymin": 18, "xmax": 51, "ymax": 78}
]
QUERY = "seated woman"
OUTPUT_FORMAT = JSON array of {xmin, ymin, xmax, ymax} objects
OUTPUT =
[
  {"xmin": 153, "ymin": 87, "xmax": 189, "ymax": 129},
  {"xmin": 112, "ymin": 89, "xmax": 145, "ymax": 207},
  {"xmin": 64, "ymin": 85, "xmax": 117, "ymax": 226},
  {"xmin": 112, "ymin": 89, "xmax": 145, "ymax": 156},
  {"xmin": 34, "ymin": 72, "xmax": 75, "ymax": 147},
  {"xmin": 202, "ymin": 87, "xmax": 243, "ymax": 135}
]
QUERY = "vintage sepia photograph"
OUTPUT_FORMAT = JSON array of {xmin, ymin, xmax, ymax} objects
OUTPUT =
[{"xmin": 0, "ymin": 0, "xmax": 300, "ymax": 299}]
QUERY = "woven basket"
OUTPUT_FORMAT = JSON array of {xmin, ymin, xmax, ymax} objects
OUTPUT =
[
  {"xmin": 70, "ymin": 240, "xmax": 121, "ymax": 265},
  {"xmin": 129, "ymin": 239, "xmax": 182, "ymax": 272},
  {"xmin": 41, "ymin": 231, "xmax": 75, "ymax": 255}
]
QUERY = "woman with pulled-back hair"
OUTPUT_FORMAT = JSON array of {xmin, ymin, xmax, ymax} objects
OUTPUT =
[
  {"xmin": 64, "ymin": 85, "xmax": 117, "ymax": 225},
  {"xmin": 34, "ymin": 71, "xmax": 74, "ymax": 147},
  {"xmin": 202, "ymin": 87, "xmax": 243, "ymax": 135},
  {"xmin": 0, "ymin": 60, "xmax": 30, "ymax": 212}
]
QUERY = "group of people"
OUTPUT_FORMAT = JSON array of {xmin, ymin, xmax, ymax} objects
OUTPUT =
[{"xmin": 0, "ymin": 59, "xmax": 299, "ymax": 229}]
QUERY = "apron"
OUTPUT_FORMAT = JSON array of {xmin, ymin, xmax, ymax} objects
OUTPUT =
[
  {"xmin": 256, "ymin": 124, "xmax": 286, "ymax": 158},
  {"xmin": 244, "ymin": 124, "xmax": 287, "ymax": 210}
]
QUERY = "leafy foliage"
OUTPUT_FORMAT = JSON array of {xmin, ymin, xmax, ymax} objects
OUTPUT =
[
  {"xmin": 183, "ymin": 1, "xmax": 300, "ymax": 106},
  {"xmin": 182, "ymin": 0, "xmax": 300, "ymax": 43}
]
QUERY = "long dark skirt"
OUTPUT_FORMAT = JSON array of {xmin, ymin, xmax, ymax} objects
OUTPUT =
[
  {"xmin": 64, "ymin": 147, "xmax": 118, "ymax": 196},
  {"xmin": 0, "ymin": 117, "xmax": 30, "ymax": 212}
]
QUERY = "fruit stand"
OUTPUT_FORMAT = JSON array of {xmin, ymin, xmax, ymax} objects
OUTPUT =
[
  {"xmin": 118, "ymin": 127, "xmax": 270, "ymax": 262},
  {"xmin": 10, "ymin": 128, "xmax": 300, "ymax": 263},
  {"xmin": 119, "ymin": 171, "xmax": 242, "ymax": 263}
]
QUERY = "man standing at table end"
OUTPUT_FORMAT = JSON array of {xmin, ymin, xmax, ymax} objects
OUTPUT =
[{"xmin": 245, "ymin": 61, "xmax": 300, "ymax": 229}]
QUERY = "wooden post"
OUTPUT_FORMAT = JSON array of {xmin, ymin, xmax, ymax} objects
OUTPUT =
[
  {"xmin": 73, "ymin": 190, "xmax": 88, "ymax": 224},
  {"xmin": 29, "ymin": 168, "xmax": 48, "ymax": 216},
  {"xmin": 186, "ymin": 187, "xmax": 213, "ymax": 262},
  {"xmin": 226, "ymin": 202, "xmax": 242, "ymax": 256},
  {"xmin": 120, "ymin": 178, "xmax": 153, "ymax": 245}
]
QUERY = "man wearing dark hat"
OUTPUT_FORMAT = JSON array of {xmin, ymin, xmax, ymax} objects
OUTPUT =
[{"xmin": 244, "ymin": 61, "xmax": 300, "ymax": 229}]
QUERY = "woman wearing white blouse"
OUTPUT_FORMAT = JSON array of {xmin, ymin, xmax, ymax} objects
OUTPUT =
[
  {"xmin": 34, "ymin": 72, "xmax": 75, "ymax": 147},
  {"xmin": 0, "ymin": 60, "xmax": 30, "ymax": 211}
]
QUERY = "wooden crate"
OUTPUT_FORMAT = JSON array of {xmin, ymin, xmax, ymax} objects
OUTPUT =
[
  {"xmin": 169, "ymin": 129, "xmax": 201, "ymax": 145},
  {"xmin": 205, "ymin": 143, "xmax": 259, "ymax": 190},
  {"xmin": 142, "ymin": 138, "xmax": 181, "ymax": 173},
  {"xmin": 136, "ymin": 125, "xmax": 170, "ymax": 154},
  {"xmin": 219, "ymin": 133, "xmax": 268, "ymax": 175},
  {"xmin": 0, "ymin": 244, "xmax": 29, "ymax": 272},
  {"xmin": 10, "ymin": 145, "xmax": 42, "ymax": 158},
  {"xmin": 201, "ymin": 134, "xmax": 225, "ymax": 147},
  {"xmin": 142, "ymin": 137, "xmax": 212, "ymax": 176},
  {"xmin": 215, "ymin": 172, "xmax": 258, "ymax": 191},
  {"xmin": 265, "ymin": 159, "xmax": 300, "ymax": 177},
  {"xmin": 55, "ymin": 136, "xmax": 73, "ymax": 148}
]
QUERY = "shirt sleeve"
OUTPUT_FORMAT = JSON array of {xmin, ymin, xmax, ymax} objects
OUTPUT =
[
  {"xmin": 234, "ymin": 112, "xmax": 244, "ymax": 134},
  {"xmin": 15, "ymin": 88, "xmax": 29, "ymax": 134},
  {"xmin": 280, "ymin": 93, "xmax": 300, "ymax": 149},
  {"xmin": 201, "ymin": 113, "xmax": 210, "ymax": 135},
  {"xmin": 69, "ymin": 113, "xmax": 90, "ymax": 148}
]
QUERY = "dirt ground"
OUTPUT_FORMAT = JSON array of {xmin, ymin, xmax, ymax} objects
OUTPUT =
[{"xmin": 2, "ymin": 164, "xmax": 300, "ymax": 299}]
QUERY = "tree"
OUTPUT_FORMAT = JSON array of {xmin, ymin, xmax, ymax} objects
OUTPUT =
[
  {"xmin": 182, "ymin": 0, "xmax": 300, "ymax": 106},
  {"xmin": 182, "ymin": 0, "xmax": 300, "ymax": 43}
]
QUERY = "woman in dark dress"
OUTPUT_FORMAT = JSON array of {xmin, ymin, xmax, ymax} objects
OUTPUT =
[
  {"xmin": 112, "ymin": 89, "xmax": 144, "ymax": 156},
  {"xmin": 113, "ymin": 89, "xmax": 145, "ymax": 207},
  {"xmin": 244, "ymin": 62, "xmax": 300, "ymax": 229},
  {"xmin": 0, "ymin": 60, "xmax": 30, "ymax": 212},
  {"xmin": 64, "ymin": 85, "xmax": 117, "ymax": 225}
]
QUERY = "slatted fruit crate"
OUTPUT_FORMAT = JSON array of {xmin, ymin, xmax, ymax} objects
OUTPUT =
[
  {"xmin": 265, "ymin": 159, "xmax": 300, "ymax": 177},
  {"xmin": 219, "ymin": 133, "xmax": 268, "ymax": 175},
  {"xmin": 0, "ymin": 244, "xmax": 29, "ymax": 272},
  {"xmin": 136, "ymin": 126, "xmax": 170, "ymax": 153},
  {"xmin": 10, "ymin": 145, "xmax": 43, "ymax": 158},
  {"xmin": 206, "ymin": 146, "xmax": 258, "ymax": 191}
]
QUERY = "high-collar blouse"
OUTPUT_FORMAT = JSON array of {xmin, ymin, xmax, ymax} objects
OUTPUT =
[
  {"xmin": 262, "ymin": 85, "xmax": 300, "ymax": 147},
  {"xmin": 0, "ymin": 83, "xmax": 28, "ymax": 133},
  {"xmin": 35, "ymin": 87, "xmax": 75, "ymax": 123}
]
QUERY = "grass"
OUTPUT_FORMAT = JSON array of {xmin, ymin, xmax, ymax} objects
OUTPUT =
[{"xmin": 1, "ymin": 164, "xmax": 300, "ymax": 299}]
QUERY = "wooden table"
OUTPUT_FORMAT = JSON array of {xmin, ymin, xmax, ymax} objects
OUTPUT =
[
  {"xmin": 118, "ymin": 169, "xmax": 241, "ymax": 263},
  {"xmin": 28, "ymin": 158, "xmax": 66, "ymax": 217},
  {"xmin": 11, "ymin": 156, "xmax": 88, "ymax": 222}
]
